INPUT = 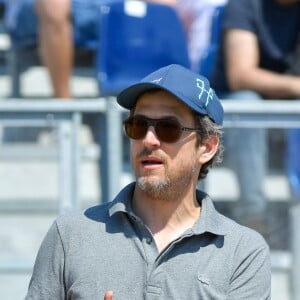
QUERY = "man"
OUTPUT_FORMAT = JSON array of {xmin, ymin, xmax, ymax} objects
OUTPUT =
[
  {"xmin": 25, "ymin": 64, "xmax": 271, "ymax": 299},
  {"xmin": 210, "ymin": 0, "xmax": 300, "ymax": 227}
]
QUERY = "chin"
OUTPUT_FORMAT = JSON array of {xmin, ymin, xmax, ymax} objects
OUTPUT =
[{"xmin": 137, "ymin": 176, "xmax": 170, "ymax": 194}]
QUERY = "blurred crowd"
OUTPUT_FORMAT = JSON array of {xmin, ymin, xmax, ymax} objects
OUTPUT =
[{"xmin": 1, "ymin": 0, "xmax": 300, "ymax": 235}]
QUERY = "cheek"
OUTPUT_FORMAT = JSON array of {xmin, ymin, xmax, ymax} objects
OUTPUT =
[
  {"xmin": 130, "ymin": 141, "xmax": 142, "ymax": 164},
  {"xmin": 172, "ymin": 143, "xmax": 199, "ymax": 166},
  {"xmin": 130, "ymin": 141, "xmax": 140, "ymax": 155}
]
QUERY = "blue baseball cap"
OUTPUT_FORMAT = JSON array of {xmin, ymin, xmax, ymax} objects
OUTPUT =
[{"xmin": 117, "ymin": 64, "xmax": 224, "ymax": 125}]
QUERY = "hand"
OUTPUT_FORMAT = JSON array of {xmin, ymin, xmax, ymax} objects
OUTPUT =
[{"xmin": 104, "ymin": 290, "xmax": 113, "ymax": 300}]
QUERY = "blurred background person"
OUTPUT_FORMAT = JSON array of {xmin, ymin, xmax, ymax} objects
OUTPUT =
[
  {"xmin": 4, "ymin": 0, "xmax": 109, "ymax": 202},
  {"xmin": 174, "ymin": 0, "xmax": 227, "ymax": 72},
  {"xmin": 210, "ymin": 0, "xmax": 300, "ymax": 231},
  {"xmin": 5, "ymin": 0, "xmax": 228, "ymax": 97},
  {"xmin": 5, "ymin": 0, "xmax": 102, "ymax": 99},
  {"xmin": 150, "ymin": 0, "xmax": 227, "ymax": 72}
]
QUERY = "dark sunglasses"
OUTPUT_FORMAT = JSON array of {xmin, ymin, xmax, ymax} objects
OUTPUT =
[{"xmin": 123, "ymin": 115, "xmax": 202, "ymax": 143}]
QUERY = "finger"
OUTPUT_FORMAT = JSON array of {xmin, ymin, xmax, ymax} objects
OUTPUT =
[{"xmin": 104, "ymin": 290, "xmax": 113, "ymax": 300}]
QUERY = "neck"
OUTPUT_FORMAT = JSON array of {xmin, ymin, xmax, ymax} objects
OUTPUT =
[{"xmin": 132, "ymin": 185, "xmax": 201, "ymax": 236}]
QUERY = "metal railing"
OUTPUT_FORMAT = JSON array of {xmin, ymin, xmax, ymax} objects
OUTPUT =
[
  {"xmin": 0, "ymin": 98, "xmax": 123, "ymax": 210},
  {"xmin": 0, "ymin": 99, "xmax": 300, "ymax": 299}
]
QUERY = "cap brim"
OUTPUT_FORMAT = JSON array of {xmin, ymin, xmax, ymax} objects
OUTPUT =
[{"xmin": 117, "ymin": 82, "xmax": 176, "ymax": 110}]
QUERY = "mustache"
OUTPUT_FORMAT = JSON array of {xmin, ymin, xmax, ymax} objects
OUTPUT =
[{"xmin": 137, "ymin": 148, "xmax": 164, "ymax": 160}]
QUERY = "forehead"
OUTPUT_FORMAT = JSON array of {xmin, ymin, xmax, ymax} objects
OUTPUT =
[{"xmin": 134, "ymin": 89, "xmax": 194, "ymax": 117}]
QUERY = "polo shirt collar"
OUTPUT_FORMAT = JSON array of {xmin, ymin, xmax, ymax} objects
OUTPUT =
[
  {"xmin": 108, "ymin": 182, "xmax": 136, "ymax": 216},
  {"xmin": 109, "ymin": 182, "xmax": 228, "ymax": 236},
  {"xmin": 192, "ymin": 190, "xmax": 228, "ymax": 236}
]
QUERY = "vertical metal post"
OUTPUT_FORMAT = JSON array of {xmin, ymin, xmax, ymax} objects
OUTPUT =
[
  {"xmin": 8, "ymin": 47, "xmax": 22, "ymax": 98},
  {"xmin": 71, "ymin": 112, "xmax": 82, "ymax": 209},
  {"xmin": 100, "ymin": 98, "xmax": 123, "ymax": 202},
  {"xmin": 108, "ymin": 100, "xmax": 123, "ymax": 201},
  {"xmin": 58, "ymin": 118, "xmax": 74, "ymax": 212},
  {"xmin": 290, "ymin": 203, "xmax": 300, "ymax": 300}
]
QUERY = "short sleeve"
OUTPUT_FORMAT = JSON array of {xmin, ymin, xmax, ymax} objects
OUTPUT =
[
  {"xmin": 228, "ymin": 232, "xmax": 271, "ymax": 299},
  {"xmin": 223, "ymin": 0, "xmax": 258, "ymax": 34},
  {"xmin": 25, "ymin": 220, "xmax": 65, "ymax": 299}
]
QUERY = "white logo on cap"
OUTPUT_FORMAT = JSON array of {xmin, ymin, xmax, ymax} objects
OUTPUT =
[
  {"xmin": 151, "ymin": 78, "xmax": 162, "ymax": 84},
  {"xmin": 196, "ymin": 78, "xmax": 214, "ymax": 107}
]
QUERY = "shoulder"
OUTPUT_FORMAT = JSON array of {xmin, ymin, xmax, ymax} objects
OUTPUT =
[
  {"xmin": 224, "ymin": 0, "xmax": 260, "ymax": 31},
  {"xmin": 201, "ymin": 194, "xmax": 268, "ymax": 251},
  {"xmin": 227, "ymin": 0, "xmax": 258, "ymax": 11},
  {"xmin": 54, "ymin": 182, "xmax": 135, "ymax": 234},
  {"xmin": 55, "ymin": 202, "xmax": 112, "ymax": 235},
  {"xmin": 217, "ymin": 215, "xmax": 271, "ymax": 298},
  {"xmin": 224, "ymin": 212, "xmax": 267, "ymax": 239},
  {"xmin": 47, "ymin": 203, "xmax": 113, "ymax": 253},
  {"xmin": 220, "ymin": 213, "xmax": 270, "ymax": 257}
]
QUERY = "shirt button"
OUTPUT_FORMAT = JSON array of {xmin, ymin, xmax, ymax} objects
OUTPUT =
[{"xmin": 146, "ymin": 237, "xmax": 152, "ymax": 244}]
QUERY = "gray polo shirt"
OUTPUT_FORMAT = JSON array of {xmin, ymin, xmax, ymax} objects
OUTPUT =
[{"xmin": 25, "ymin": 182, "xmax": 271, "ymax": 299}]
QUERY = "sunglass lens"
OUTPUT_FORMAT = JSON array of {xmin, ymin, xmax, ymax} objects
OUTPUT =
[
  {"xmin": 156, "ymin": 120, "xmax": 181, "ymax": 143},
  {"xmin": 124, "ymin": 116, "xmax": 182, "ymax": 143},
  {"xmin": 124, "ymin": 117, "xmax": 147, "ymax": 139}
]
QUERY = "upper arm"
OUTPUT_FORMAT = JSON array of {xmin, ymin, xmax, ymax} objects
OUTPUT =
[
  {"xmin": 228, "ymin": 234, "xmax": 271, "ymax": 299},
  {"xmin": 25, "ymin": 221, "xmax": 65, "ymax": 299},
  {"xmin": 224, "ymin": 29, "xmax": 260, "ymax": 89}
]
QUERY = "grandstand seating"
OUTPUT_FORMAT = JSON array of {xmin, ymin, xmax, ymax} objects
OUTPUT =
[{"xmin": 96, "ymin": 0, "xmax": 190, "ymax": 96}]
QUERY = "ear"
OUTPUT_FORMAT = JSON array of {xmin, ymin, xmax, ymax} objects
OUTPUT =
[{"xmin": 197, "ymin": 135, "xmax": 219, "ymax": 165}]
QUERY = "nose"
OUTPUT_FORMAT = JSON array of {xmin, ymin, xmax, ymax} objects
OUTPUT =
[{"xmin": 143, "ymin": 126, "xmax": 160, "ymax": 147}]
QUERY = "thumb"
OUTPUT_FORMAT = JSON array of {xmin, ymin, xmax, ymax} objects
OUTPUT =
[{"xmin": 104, "ymin": 290, "xmax": 113, "ymax": 300}]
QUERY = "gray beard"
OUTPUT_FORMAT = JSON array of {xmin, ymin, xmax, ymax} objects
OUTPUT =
[
  {"xmin": 136, "ymin": 168, "xmax": 195, "ymax": 201},
  {"xmin": 136, "ymin": 176, "xmax": 171, "ymax": 200}
]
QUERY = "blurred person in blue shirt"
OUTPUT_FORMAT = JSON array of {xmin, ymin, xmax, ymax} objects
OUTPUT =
[
  {"xmin": 5, "ymin": 0, "xmax": 101, "ymax": 99},
  {"xmin": 6, "ymin": 0, "xmax": 228, "ymax": 98}
]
